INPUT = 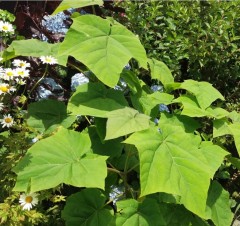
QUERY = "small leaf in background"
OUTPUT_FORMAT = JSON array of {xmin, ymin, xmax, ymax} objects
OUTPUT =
[
  {"xmin": 27, "ymin": 99, "xmax": 76, "ymax": 133},
  {"xmin": 148, "ymin": 58, "xmax": 174, "ymax": 86},
  {"xmin": 13, "ymin": 128, "xmax": 108, "ymax": 192},
  {"xmin": 62, "ymin": 188, "xmax": 115, "ymax": 226},
  {"xmin": 116, "ymin": 198, "xmax": 166, "ymax": 226},
  {"xmin": 53, "ymin": 0, "xmax": 104, "ymax": 15},
  {"xmin": 124, "ymin": 125, "xmax": 228, "ymax": 217},
  {"xmin": 68, "ymin": 83, "xmax": 128, "ymax": 118},
  {"xmin": 228, "ymin": 123, "xmax": 240, "ymax": 155},
  {"xmin": 205, "ymin": 181, "xmax": 233, "ymax": 226},
  {"xmin": 180, "ymin": 80, "xmax": 225, "ymax": 109},
  {"xmin": 58, "ymin": 15, "xmax": 147, "ymax": 87},
  {"xmin": 105, "ymin": 107, "xmax": 150, "ymax": 140}
]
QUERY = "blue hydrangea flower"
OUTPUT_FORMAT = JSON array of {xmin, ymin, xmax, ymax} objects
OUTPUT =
[
  {"xmin": 114, "ymin": 78, "xmax": 127, "ymax": 92},
  {"xmin": 71, "ymin": 72, "xmax": 89, "ymax": 91},
  {"xmin": 109, "ymin": 185, "xmax": 125, "ymax": 204},
  {"xmin": 150, "ymin": 84, "xmax": 163, "ymax": 92},
  {"xmin": 159, "ymin": 104, "xmax": 170, "ymax": 113}
]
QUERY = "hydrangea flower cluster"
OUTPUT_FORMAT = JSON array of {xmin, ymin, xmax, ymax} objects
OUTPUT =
[
  {"xmin": 109, "ymin": 185, "xmax": 125, "ymax": 205},
  {"xmin": 41, "ymin": 9, "xmax": 76, "ymax": 41}
]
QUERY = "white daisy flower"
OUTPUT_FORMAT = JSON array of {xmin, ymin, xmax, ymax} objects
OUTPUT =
[
  {"xmin": 0, "ymin": 21, "xmax": 14, "ymax": 33},
  {"xmin": 40, "ymin": 56, "xmax": 58, "ymax": 65},
  {"xmin": 0, "ymin": 103, "xmax": 4, "ymax": 111},
  {"xmin": 19, "ymin": 193, "xmax": 38, "ymax": 211},
  {"xmin": 0, "ymin": 83, "xmax": 16, "ymax": 95},
  {"xmin": 12, "ymin": 59, "xmax": 31, "ymax": 68},
  {"xmin": 15, "ymin": 68, "xmax": 30, "ymax": 78},
  {"xmin": 1, "ymin": 114, "xmax": 14, "ymax": 128},
  {"xmin": 2, "ymin": 68, "xmax": 18, "ymax": 81}
]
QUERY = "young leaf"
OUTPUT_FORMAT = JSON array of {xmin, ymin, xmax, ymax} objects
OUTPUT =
[
  {"xmin": 68, "ymin": 83, "xmax": 128, "ymax": 117},
  {"xmin": 53, "ymin": 0, "xmax": 103, "ymax": 15},
  {"xmin": 27, "ymin": 99, "xmax": 76, "ymax": 133},
  {"xmin": 105, "ymin": 107, "xmax": 150, "ymax": 140},
  {"xmin": 180, "ymin": 80, "xmax": 225, "ymax": 109},
  {"xmin": 13, "ymin": 128, "xmax": 108, "ymax": 192},
  {"xmin": 62, "ymin": 188, "xmax": 115, "ymax": 226},
  {"xmin": 148, "ymin": 58, "xmax": 174, "ymax": 86},
  {"xmin": 205, "ymin": 181, "xmax": 233, "ymax": 226},
  {"xmin": 174, "ymin": 95, "xmax": 228, "ymax": 118},
  {"xmin": 116, "ymin": 198, "xmax": 166, "ymax": 226},
  {"xmin": 58, "ymin": 15, "xmax": 147, "ymax": 87},
  {"xmin": 124, "ymin": 125, "xmax": 228, "ymax": 217}
]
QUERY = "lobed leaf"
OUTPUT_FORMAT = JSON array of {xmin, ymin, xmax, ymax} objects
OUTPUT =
[
  {"xmin": 13, "ymin": 128, "xmax": 108, "ymax": 192},
  {"xmin": 62, "ymin": 188, "xmax": 114, "ymax": 226},
  {"xmin": 180, "ymin": 80, "xmax": 225, "ymax": 109},
  {"xmin": 58, "ymin": 15, "xmax": 147, "ymax": 87},
  {"xmin": 105, "ymin": 107, "xmax": 150, "ymax": 140},
  {"xmin": 124, "ymin": 125, "xmax": 228, "ymax": 217}
]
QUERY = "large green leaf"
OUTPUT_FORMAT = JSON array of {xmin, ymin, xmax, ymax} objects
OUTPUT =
[
  {"xmin": 27, "ymin": 100, "xmax": 76, "ymax": 133},
  {"xmin": 13, "ymin": 128, "xmax": 107, "ymax": 192},
  {"xmin": 58, "ymin": 15, "xmax": 147, "ymax": 87},
  {"xmin": 180, "ymin": 80, "xmax": 225, "ymax": 109},
  {"xmin": 105, "ymin": 107, "xmax": 150, "ymax": 140},
  {"xmin": 116, "ymin": 198, "xmax": 166, "ymax": 226},
  {"xmin": 205, "ymin": 181, "xmax": 233, "ymax": 226},
  {"xmin": 124, "ymin": 125, "xmax": 228, "ymax": 217},
  {"xmin": 62, "ymin": 189, "xmax": 114, "ymax": 226},
  {"xmin": 53, "ymin": 0, "xmax": 103, "ymax": 15},
  {"xmin": 148, "ymin": 58, "xmax": 174, "ymax": 86},
  {"xmin": 68, "ymin": 83, "xmax": 128, "ymax": 117}
]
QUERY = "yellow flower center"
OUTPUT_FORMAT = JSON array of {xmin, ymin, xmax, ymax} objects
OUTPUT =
[
  {"xmin": 46, "ymin": 58, "xmax": 52, "ymax": 63},
  {"xmin": 2, "ymin": 25, "xmax": 8, "ymax": 31},
  {"xmin": 6, "ymin": 72, "xmax": 14, "ymax": 77},
  {"xmin": 4, "ymin": 117, "xmax": 12, "ymax": 123},
  {"xmin": 0, "ymin": 86, "xmax": 9, "ymax": 92},
  {"xmin": 18, "ymin": 71, "xmax": 24, "ymax": 76},
  {"xmin": 20, "ymin": 63, "xmax": 25, "ymax": 67},
  {"xmin": 25, "ymin": 196, "xmax": 33, "ymax": 203}
]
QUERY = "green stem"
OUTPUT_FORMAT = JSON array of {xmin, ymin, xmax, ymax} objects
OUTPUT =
[{"xmin": 28, "ymin": 65, "xmax": 48, "ymax": 96}]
